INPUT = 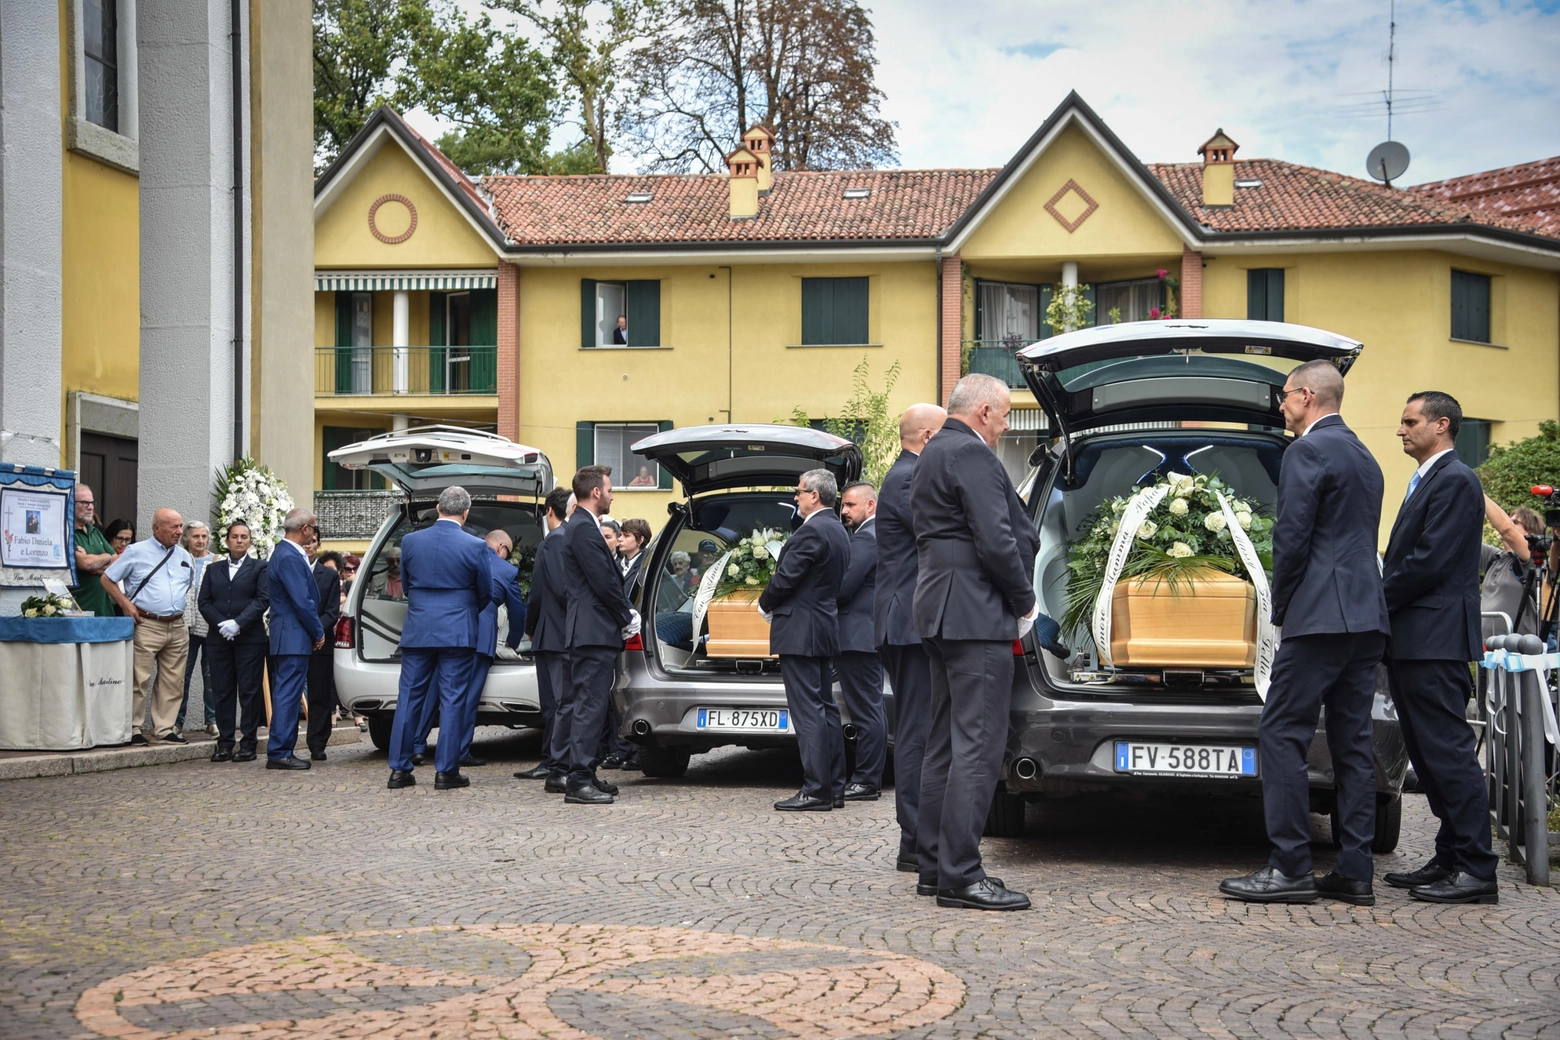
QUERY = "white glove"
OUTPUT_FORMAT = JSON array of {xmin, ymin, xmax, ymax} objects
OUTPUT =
[
  {"xmin": 758, "ymin": 606, "xmax": 773, "ymax": 623},
  {"xmin": 495, "ymin": 644, "xmax": 521, "ymax": 661},
  {"xmin": 1015, "ymin": 604, "xmax": 1038, "ymax": 640},
  {"xmin": 620, "ymin": 608, "xmax": 642, "ymax": 640},
  {"xmin": 218, "ymin": 620, "xmax": 240, "ymax": 640}
]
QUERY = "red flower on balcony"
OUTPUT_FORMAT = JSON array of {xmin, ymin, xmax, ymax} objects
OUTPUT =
[
  {"xmin": 1155, "ymin": 269, "xmax": 1168, "ymax": 280},
  {"xmin": 1149, "ymin": 306, "xmax": 1162, "ymax": 319}
]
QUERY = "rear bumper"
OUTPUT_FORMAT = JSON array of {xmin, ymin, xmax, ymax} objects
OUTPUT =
[{"xmin": 333, "ymin": 647, "xmax": 542, "ymax": 726}]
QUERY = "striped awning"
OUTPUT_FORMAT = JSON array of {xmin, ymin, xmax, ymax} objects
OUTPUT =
[
  {"xmin": 1007, "ymin": 408, "xmax": 1048, "ymax": 432},
  {"xmin": 314, "ymin": 270, "xmax": 498, "ymax": 292}
]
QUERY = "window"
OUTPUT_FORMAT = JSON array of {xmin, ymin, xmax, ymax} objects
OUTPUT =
[
  {"xmin": 1455, "ymin": 419, "xmax": 1492, "ymax": 468},
  {"xmin": 1096, "ymin": 278, "xmax": 1164, "ymax": 324},
  {"xmin": 66, "ymin": 0, "xmax": 137, "ymax": 172},
  {"xmin": 801, "ymin": 277, "xmax": 869, "ymax": 345},
  {"xmin": 977, "ymin": 282, "xmax": 1041, "ymax": 343},
  {"xmin": 322, "ymin": 427, "xmax": 386, "ymax": 491},
  {"xmin": 430, "ymin": 289, "xmax": 497, "ymax": 392},
  {"xmin": 83, "ymin": 0, "xmax": 119, "ymax": 131},
  {"xmin": 333, "ymin": 292, "xmax": 374, "ymax": 394},
  {"xmin": 580, "ymin": 279, "xmax": 661, "ymax": 347},
  {"xmin": 1247, "ymin": 269, "xmax": 1284, "ymax": 322},
  {"xmin": 1451, "ymin": 270, "xmax": 1491, "ymax": 343},
  {"xmin": 577, "ymin": 421, "xmax": 673, "ymax": 490}
]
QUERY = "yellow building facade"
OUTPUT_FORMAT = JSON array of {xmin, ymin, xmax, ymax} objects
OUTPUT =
[{"xmin": 311, "ymin": 98, "xmax": 1560, "ymax": 549}]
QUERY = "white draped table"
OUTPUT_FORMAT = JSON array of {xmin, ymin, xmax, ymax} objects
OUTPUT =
[{"xmin": 0, "ymin": 617, "xmax": 135, "ymax": 749}]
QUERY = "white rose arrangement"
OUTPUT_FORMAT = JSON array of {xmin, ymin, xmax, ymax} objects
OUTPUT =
[{"xmin": 213, "ymin": 457, "xmax": 294, "ymax": 559}]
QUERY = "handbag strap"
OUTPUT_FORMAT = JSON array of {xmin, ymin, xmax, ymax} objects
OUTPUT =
[{"xmin": 127, "ymin": 546, "xmax": 176, "ymax": 604}]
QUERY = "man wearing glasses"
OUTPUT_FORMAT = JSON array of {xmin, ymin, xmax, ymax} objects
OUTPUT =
[
  {"xmin": 70, "ymin": 484, "xmax": 117, "ymax": 617},
  {"xmin": 263, "ymin": 509, "xmax": 326, "ymax": 770}
]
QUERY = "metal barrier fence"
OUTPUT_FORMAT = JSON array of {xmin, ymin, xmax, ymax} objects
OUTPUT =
[{"xmin": 1479, "ymin": 630, "xmax": 1559, "ymax": 885}]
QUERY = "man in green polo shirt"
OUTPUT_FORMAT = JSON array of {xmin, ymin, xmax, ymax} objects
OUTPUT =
[{"xmin": 71, "ymin": 483, "xmax": 117, "ymax": 617}]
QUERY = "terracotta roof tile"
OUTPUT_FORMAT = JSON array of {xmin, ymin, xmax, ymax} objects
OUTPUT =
[
  {"xmin": 1410, "ymin": 156, "xmax": 1560, "ymax": 237},
  {"xmin": 399, "ymin": 121, "xmax": 487, "ymax": 213}
]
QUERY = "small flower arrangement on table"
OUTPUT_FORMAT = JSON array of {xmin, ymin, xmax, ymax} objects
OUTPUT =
[
  {"xmin": 20, "ymin": 592, "xmax": 77, "ymax": 618},
  {"xmin": 713, "ymin": 528, "xmax": 788, "ymax": 599}
]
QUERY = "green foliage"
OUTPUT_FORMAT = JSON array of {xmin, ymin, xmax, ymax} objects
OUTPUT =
[
  {"xmin": 1044, "ymin": 284, "xmax": 1093, "ymax": 335},
  {"xmin": 804, "ymin": 356, "xmax": 902, "ymax": 487},
  {"xmin": 1061, "ymin": 471, "xmax": 1274, "ymax": 638},
  {"xmin": 312, "ymin": 0, "xmax": 426, "ymax": 171},
  {"xmin": 1477, "ymin": 420, "xmax": 1560, "ymax": 518},
  {"xmin": 713, "ymin": 528, "xmax": 788, "ymax": 598}
]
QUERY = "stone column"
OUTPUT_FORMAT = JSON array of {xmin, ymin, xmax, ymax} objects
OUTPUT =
[
  {"xmin": 496, "ymin": 263, "xmax": 520, "ymax": 442},
  {"xmin": 1061, "ymin": 261, "xmax": 1080, "ymax": 332},
  {"xmin": 392, "ymin": 289, "xmax": 410, "ymax": 393},
  {"xmin": 137, "ymin": 0, "xmax": 251, "ymax": 535},
  {"xmin": 1180, "ymin": 246, "xmax": 1203, "ymax": 319},
  {"xmin": 939, "ymin": 253, "xmax": 961, "ymax": 405}
]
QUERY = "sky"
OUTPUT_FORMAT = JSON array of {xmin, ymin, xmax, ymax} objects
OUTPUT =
[{"xmin": 424, "ymin": 0, "xmax": 1560, "ymax": 185}]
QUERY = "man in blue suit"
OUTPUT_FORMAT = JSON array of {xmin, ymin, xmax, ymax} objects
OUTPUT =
[
  {"xmin": 516, "ymin": 487, "xmax": 573, "ymax": 785},
  {"xmin": 387, "ymin": 486, "xmax": 493, "ymax": 791},
  {"xmin": 1380, "ymin": 391, "xmax": 1499, "ymax": 904},
  {"xmin": 265, "ymin": 509, "xmax": 326, "ymax": 771},
  {"xmin": 760, "ymin": 468, "xmax": 852, "ymax": 812},
  {"xmin": 836, "ymin": 480, "xmax": 886, "ymax": 802},
  {"xmin": 559, "ymin": 467, "xmax": 638, "ymax": 805},
  {"xmin": 1222, "ymin": 360, "xmax": 1390, "ymax": 905}
]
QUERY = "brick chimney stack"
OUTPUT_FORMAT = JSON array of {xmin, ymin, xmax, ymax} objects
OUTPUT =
[
  {"xmin": 726, "ymin": 146, "xmax": 760, "ymax": 220},
  {"xmin": 741, "ymin": 125, "xmax": 775, "ymax": 193},
  {"xmin": 1198, "ymin": 129, "xmax": 1239, "ymax": 207}
]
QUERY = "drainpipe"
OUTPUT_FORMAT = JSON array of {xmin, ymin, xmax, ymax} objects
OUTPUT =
[
  {"xmin": 935, "ymin": 248, "xmax": 943, "ymax": 403},
  {"xmin": 719, "ymin": 266, "xmax": 732, "ymax": 422},
  {"xmin": 230, "ymin": 0, "xmax": 244, "ymax": 461}
]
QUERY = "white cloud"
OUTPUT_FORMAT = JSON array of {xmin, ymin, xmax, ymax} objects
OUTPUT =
[{"xmin": 871, "ymin": 0, "xmax": 1560, "ymax": 184}]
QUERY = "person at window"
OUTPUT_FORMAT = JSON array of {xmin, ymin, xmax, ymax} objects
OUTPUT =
[
  {"xmin": 612, "ymin": 315, "xmax": 629, "ymax": 344},
  {"xmin": 102, "ymin": 509, "xmax": 196, "ymax": 746},
  {"xmin": 104, "ymin": 519, "xmax": 135, "ymax": 555},
  {"xmin": 378, "ymin": 547, "xmax": 404, "ymax": 599},
  {"xmin": 176, "ymin": 521, "xmax": 217, "ymax": 736},
  {"xmin": 628, "ymin": 464, "xmax": 656, "ymax": 487},
  {"xmin": 69, "ymin": 484, "xmax": 117, "ymax": 617}
]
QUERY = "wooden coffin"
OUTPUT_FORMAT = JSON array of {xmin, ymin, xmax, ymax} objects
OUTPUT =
[
  {"xmin": 1109, "ymin": 568, "xmax": 1256, "ymax": 668},
  {"xmin": 705, "ymin": 589, "xmax": 776, "ymax": 659}
]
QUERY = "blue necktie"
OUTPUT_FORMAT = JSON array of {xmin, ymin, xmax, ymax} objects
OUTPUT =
[{"xmin": 1404, "ymin": 471, "xmax": 1422, "ymax": 502}]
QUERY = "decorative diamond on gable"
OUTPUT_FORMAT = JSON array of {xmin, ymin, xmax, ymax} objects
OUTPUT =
[{"xmin": 1044, "ymin": 179, "xmax": 1099, "ymax": 233}]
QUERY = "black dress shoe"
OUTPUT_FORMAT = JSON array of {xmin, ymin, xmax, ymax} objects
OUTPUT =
[
  {"xmin": 412, "ymin": 752, "xmax": 428, "ymax": 766},
  {"xmin": 434, "ymin": 771, "xmax": 470, "ymax": 790},
  {"xmin": 1384, "ymin": 861, "xmax": 1452, "ymax": 889},
  {"xmin": 565, "ymin": 783, "xmax": 614, "ymax": 804},
  {"xmin": 919, "ymin": 875, "xmax": 1001, "ymax": 897},
  {"xmin": 936, "ymin": 878, "xmax": 1030, "ymax": 910},
  {"xmin": 833, "ymin": 797, "xmax": 846, "ymax": 809},
  {"xmin": 513, "ymin": 765, "xmax": 550, "ymax": 780},
  {"xmin": 896, "ymin": 853, "xmax": 919, "ymax": 873},
  {"xmin": 209, "ymin": 748, "xmax": 233, "ymax": 763},
  {"xmin": 161, "ymin": 731, "xmax": 188, "ymax": 745},
  {"xmin": 460, "ymin": 756, "xmax": 487, "ymax": 768},
  {"xmin": 1411, "ymin": 871, "xmax": 1498, "ymax": 904},
  {"xmin": 266, "ymin": 756, "xmax": 311, "ymax": 771},
  {"xmin": 619, "ymin": 755, "xmax": 641, "ymax": 771},
  {"xmin": 130, "ymin": 732, "xmax": 148, "ymax": 746},
  {"xmin": 774, "ymin": 792, "xmax": 832, "ymax": 811},
  {"xmin": 309, "ymin": 750, "xmax": 327, "ymax": 762},
  {"xmin": 593, "ymin": 777, "xmax": 620, "ymax": 795},
  {"xmin": 544, "ymin": 774, "xmax": 568, "ymax": 793},
  {"xmin": 601, "ymin": 755, "xmax": 626, "ymax": 770},
  {"xmin": 1317, "ymin": 870, "xmax": 1375, "ymax": 906},
  {"xmin": 1218, "ymin": 866, "xmax": 1318, "ymax": 904},
  {"xmin": 842, "ymin": 783, "xmax": 880, "ymax": 801},
  {"xmin": 232, "ymin": 750, "xmax": 257, "ymax": 763},
  {"xmin": 387, "ymin": 769, "xmax": 416, "ymax": 789}
]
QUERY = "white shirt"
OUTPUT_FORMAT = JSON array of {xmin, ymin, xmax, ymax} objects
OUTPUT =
[
  {"xmin": 1414, "ymin": 448, "xmax": 1456, "ymax": 481},
  {"xmin": 1300, "ymin": 413, "xmax": 1339, "ymax": 438},
  {"xmin": 226, "ymin": 554, "xmax": 246, "ymax": 577},
  {"xmin": 273, "ymin": 538, "xmax": 309, "ymax": 563},
  {"xmin": 799, "ymin": 506, "xmax": 827, "ymax": 526}
]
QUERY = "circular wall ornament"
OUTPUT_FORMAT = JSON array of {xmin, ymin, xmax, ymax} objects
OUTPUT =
[{"xmin": 368, "ymin": 193, "xmax": 418, "ymax": 244}]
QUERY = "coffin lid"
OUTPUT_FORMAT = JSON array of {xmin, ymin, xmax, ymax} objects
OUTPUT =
[
  {"xmin": 631, "ymin": 424, "xmax": 862, "ymax": 497},
  {"xmin": 326, "ymin": 425, "xmax": 552, "ymax": 497}
]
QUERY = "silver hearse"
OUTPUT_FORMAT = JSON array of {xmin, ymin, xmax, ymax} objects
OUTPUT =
[
  {"xmin": 989, "ymin": 319, "xmax": 1407, "ymax": 848},
  {"xmin": 328, "ymin": 427, "xmax": 551, "ymax": 752},
  {"xmin": 612, "ymin": 424, "xmax": 879, "ymax": 778}
]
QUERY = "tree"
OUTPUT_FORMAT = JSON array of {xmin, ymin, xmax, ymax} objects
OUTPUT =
[
  {"xmin": 791, "ymin": 356, "xmax": 902, "ymax": 486},
  {"xmin": 1478, "ymin": 420, "xmax": 1560, "ymax": 521},
  {"xmin": 622, "ymin": 0, "xmax": 897, "ymax": 173},
  {"xmin": 494, "ymin": 0, "xmax": 665, "ymax": 173},
  {"xmin": 313, "ymin": 0, "xmax": 426, "ymax": 171}
]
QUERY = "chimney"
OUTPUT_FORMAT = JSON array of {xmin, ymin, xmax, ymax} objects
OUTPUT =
[
  {"xmin": 1198, "ymin": 129, "xmax": 1239, "ymax": 207},
  {"xmin": 726, "ymin": 146, "xmax": 760, "ymax": 219},
  {"xmin": 741, "ymin": 125, "xmax": 775, "ymax": 193}
]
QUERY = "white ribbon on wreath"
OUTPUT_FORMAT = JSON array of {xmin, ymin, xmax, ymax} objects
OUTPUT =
[
  {"xmin": 689, "ymin": 550, "xmax": 735, "ymax": 649},
  {"xmin": 1214, "ymin": 489, "xmax": 1276, "ymax": 701},
  {"xmin": 1091, "ymin": 484, "xmax": 1169, "ymax": 669}
]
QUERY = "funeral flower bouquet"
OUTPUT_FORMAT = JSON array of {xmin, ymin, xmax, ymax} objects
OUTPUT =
[
  {"xmin": 214, "ymin": 457, "xmax": 294, "ymax": 559},
  {"xmin": 20, "ymin": 592, "xmax": 76, "ymax": 617},
  {"xmin": 713, "ymin": 528, "xmax": 788, "ymax": 598},
  {"xmin": 1062, "ymin": 471, "xmax": 1274, "ymax": 635}
]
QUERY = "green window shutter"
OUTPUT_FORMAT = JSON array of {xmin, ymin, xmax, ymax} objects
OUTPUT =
[
  {"xmin": 1266, "ymin": 270, "xmax": 1284, "ymax": 323},
  {"xmin": 428, "ymin": 292, "xmax": 447, "ymax": 393},
  {"xmin": 469, "ymin": 289, "xmax": 498, "ymax": 391},
  {"xmin": 836, "ymin": 277, "xmax": 868, "ymax": 343},
  {"xmin": 576, "ymin": 421, "xmax": 595, "ymax": 472},
  {"xmin": 801, "ymin": 278, "xmax": 829, "ymax": 345},
  {"xmin": 1038, "ymin": 285, "xmax": 1054, "ymax": 339},
  {"xmin": 1247, "ymin": 269, "xmax": 1284, "ymax": 321},
  {"xmin": 657, "ymin": 420, "xmax": 673, "ymax": 489},
  {"xmin": 581, "ymin": 279, "xmax": 597, "ymax": 349},
  {"xmin": 1081, "ymin": 284, "xmax": 1096, "ymax": 328},
  {"xmin": 333, "ymin": 292, "xmax": 353, "ymax": 393},
  {"xmin": 626, "ymin": 281, "xmax": 661, "ymax": 347},
  {"xmin": 1451, "ymin": 270, "xmax": 1490, "ymax": 342}
]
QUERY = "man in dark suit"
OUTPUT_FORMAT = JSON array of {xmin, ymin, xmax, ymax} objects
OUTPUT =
[
  {"xmin": 836, "ymin": 480, "xmax": 887, "ymax": 801},
  {"xmin": 1221, "ymin": 360, "xmax": 1390, "ymax": 905},
  {"xmin": 1379, "ymin": 391, "xmax": 1499, "ymax": 904},
  {"xmin": 559, "ymin": 467, "xmax": 638, "ymax": 804},
  {"xmin": 875, "ymin": 403, "xmax": 946, "ymax": 870},
  {"xmin": 265, "ymin": 510, "xmax": 326, "ymax": 771},
  {"xmin": 304, "ymin": 538, "xmax": 342, "ymax": 762},
  {"xmin": 199, "ymin": 520, "xmax": 269, "ymax": 762},
  {"xmin": 516, "ymin": 487, "xmax": 572, "ymax": 784},
  {"xmin": 911, "ymin": 374, "xmax": 1039, "ymax": 911},
  {"xmin": 387, "ymin": 486, "xmax": 492, "ymax": 790},
  {"xmin": 453, "ymin": 530, "xmax": 528, "ymax": 766},
  {"xmin": 760, "ymin": 468, "xmax": 852, "ymax": 811}
]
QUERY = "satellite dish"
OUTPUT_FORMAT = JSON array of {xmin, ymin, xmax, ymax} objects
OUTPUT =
[{"xmin": 1366, "ymin": 140, "xmax": 1410, "ymax": 185}]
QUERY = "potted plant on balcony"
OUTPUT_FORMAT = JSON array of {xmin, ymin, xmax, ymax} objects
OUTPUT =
[
  {"xmin": 701, "ymin": 528, "xmax": 788, "ymax": 658},
  {"xmin": 1062, "ymin": 472, "xmax": 1275, "ymax": 672}
]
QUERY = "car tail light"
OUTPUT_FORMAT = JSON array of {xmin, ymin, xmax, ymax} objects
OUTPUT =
[
  {"xmin": 334, "ymin": 616, "xmax": 354, "ymax": 649},
  {"xmin": 624, "ymin": 633, "xmax": 644, "ymax": 651},
  {"xmin": 1011, "ymin": 639, "xmax": 1025, "ymax": 656}
]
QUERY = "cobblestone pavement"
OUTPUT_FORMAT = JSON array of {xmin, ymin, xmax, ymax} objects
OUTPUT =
[{"xmin": 2, "ymin": 728, "xmax": 1556, "ymax": 1039}]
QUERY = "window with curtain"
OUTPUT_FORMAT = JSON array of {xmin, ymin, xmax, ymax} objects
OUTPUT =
[
  {"xmin": 588, "ymin": 423, "xmax": 664, "ymax": 490},
  {"xmin": 977, "ymin": 282, "xmax": 1040, "ymax": 343},
  {"xmin": 1096, "ymin": 278, "xmax": 1164, "ymax": 324},
  {"xmin": 83, "ymin": 0, "xmax": 119, "ymax": 132}
]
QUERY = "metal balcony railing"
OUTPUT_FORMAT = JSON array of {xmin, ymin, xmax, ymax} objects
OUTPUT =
[
  {"xmin": 962, "ymin": 340, "xmax": 1035, "ymax": 389},
  {"xmin": 315, "ymin": 346, "xmax": 498, "ymax": 395}
]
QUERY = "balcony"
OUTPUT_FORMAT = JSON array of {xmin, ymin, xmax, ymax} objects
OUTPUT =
[
  {"xmin": 315, "ymin": 346, "xmax": 498, "ymax": 396},
  {"xmin": 962, "ymin": 340, "xmax": 1033, "ymax": 389}
]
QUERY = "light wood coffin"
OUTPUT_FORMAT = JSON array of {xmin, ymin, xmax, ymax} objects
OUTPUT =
[
  {"xmin": 1108, "ymin": 568, "xmax": 1257, "ymax": 668},
  {"xmin": 705, "ymin": 589, "xmax": 776, "ymax": 658}
]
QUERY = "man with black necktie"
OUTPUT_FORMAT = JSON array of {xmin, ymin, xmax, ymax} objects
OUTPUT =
[
  {"xmin": 517, "ymin": 487, "xmax": 572, "ymax": 785},
  {"xmin": 835, "ymin": 480, "xmax": 887, "ymax": 802},
  {"xmin": 874, "ymin": 403, "xmax": 946, "ymax": 872},
  {"xmin": 1379, "ymin": 391, "xmax": 1499, "ymax": 904},
  {"xmin": 198, "ymin": 521, "xmax": 269, "ymax": 762}
]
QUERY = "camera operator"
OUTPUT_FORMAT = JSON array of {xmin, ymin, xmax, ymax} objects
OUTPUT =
[{"xmin": 1479, "ymin": 496, "xmax": 1544, "ymax": 640}]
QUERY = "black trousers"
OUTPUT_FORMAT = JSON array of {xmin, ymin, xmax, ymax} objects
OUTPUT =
[
  {"xmin": 535, "ymin": 650, "xmax": 569, "ymax": 775},
  {"xmin": 780, "ymin": 654, "xmax": 844, "ymax": 801},
  {"xmin": 916, "ymin": 638, "xmax": 1013, "ymax": 889},
  {"xmin": 1387, "ymin": 657, "xmax": 1498, "ymax": 880},
  {"xmin": 881, "ymin": 641, "xmax": 933, "ymax": 857},
  {"xmin": 1259, "ymin": 632, "xmax": 1384, "ymax": 881},
  {"xmin": 305, "ymin": 648, "xmax": 336, "ymax": 755},
  {"xmin": 835, "ymin": 650, "xmax": 886, "ymax": 788},
  {"xmin": 565, "ymin": 646, "xmax": 616, "ymax": 787},
  {"xmin": 207, "ymin": 638, "xmax": 267, "ymax": 753}
]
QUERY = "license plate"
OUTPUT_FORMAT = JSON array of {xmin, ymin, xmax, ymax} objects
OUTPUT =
[
  {"xmin": 1114, "ymin": 741, "xmax": 1257, "ymax": 777},
  {"xmin": 697, "ymin": 708, "xmax": 789, "ymax": 732}
]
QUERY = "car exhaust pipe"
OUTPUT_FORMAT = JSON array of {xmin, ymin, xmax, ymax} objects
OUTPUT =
[
  {"xmin": 842, "ymin": 723, "xmax": 858, "ymax": 740},
  {"xmin": 631, "ymin": 719, "xmax": 652, "ymax": 737},
  {"xmin": 1013, "ymin": 757, "xmax": 1039, "ymax": 781}
]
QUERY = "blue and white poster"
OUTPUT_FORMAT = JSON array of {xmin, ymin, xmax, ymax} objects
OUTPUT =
[{"xmin": 1, "ymin": 487, "xmax": 69, "ymax": 570}]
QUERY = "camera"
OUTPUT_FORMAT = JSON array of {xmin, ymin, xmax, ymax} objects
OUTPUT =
[
  {"xmin": 1531, "ymin": 485, "xmax": 1560, "ymax": 529},
  {"xmin": 1526, "ymin": 533, "xmax": 1555, "ymax": 557}
]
